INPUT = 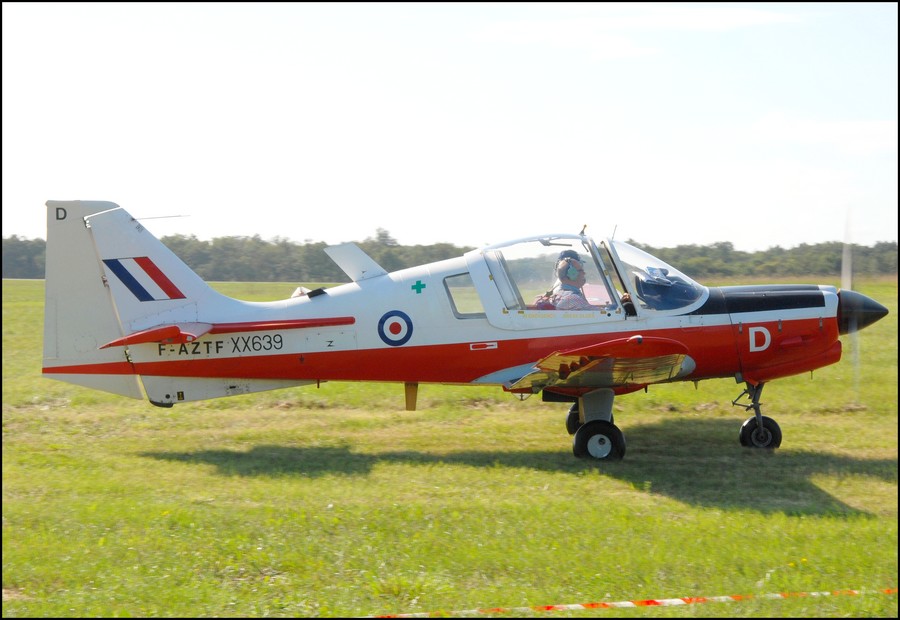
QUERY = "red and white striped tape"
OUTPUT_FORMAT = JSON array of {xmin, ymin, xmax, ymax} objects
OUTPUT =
[{"xmin": 369, "ymin": 587, "xmax": 897, "ymax": 618}]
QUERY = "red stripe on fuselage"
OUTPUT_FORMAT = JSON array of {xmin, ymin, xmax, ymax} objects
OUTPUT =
[
  {"xmin": 43, "ymin": 317, "xmax": 840, "ymax": 386},
  {"xmin": 42, "ymin": 325, "xmax": 736, "ymax": 383}
]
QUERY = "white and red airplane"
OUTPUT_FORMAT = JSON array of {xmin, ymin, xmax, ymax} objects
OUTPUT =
[{"xmin": 42, "ymin": 200, "xmax": 889, "ymax": 461}]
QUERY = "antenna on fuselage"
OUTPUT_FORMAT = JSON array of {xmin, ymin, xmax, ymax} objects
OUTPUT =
[{"xmin": 611, "ymin": 225, "xmax": 618, "ymax": 240}]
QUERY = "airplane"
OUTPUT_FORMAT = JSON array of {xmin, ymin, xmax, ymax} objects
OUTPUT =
[{"xmin": 42, "ymin": 200, "xmax": 889, "ymax": 461}]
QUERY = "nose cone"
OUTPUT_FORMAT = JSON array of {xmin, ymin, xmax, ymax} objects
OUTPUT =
[{"xmin": 838, "ymin": 289, "xmax": 889, "ymax": 335}]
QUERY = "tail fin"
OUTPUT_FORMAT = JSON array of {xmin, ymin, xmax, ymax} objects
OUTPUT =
[{"xmin": 42, "ymin": 200, "xmax": 228, "ymax": 399}]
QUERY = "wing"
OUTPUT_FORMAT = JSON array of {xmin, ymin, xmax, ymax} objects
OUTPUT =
[{"xmin": 506, "ymin": 335, "xmax": 695, "ymax": 392}]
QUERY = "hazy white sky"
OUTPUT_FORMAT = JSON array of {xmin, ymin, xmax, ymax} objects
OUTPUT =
[{"xmin": 2, "ymin": 2, "xmax": 897, "ymax": 251}]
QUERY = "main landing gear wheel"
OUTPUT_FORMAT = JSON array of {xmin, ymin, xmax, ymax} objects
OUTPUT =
[
  {"xmin": 565, "ymin": 403, "xmax": 613, "ymax": 435},
  {"xmin": 739, "ymin": 415, "xmax": 782, "ymax": 449},
  {"xmin": 573, "ymin": 420, "xmax": 626, "ymax": 461}
]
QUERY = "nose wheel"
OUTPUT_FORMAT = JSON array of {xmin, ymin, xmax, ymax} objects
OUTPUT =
[
  {"xmin": 739, "ymin": 415, "xmax": 782, "ymax": 448},
  {"xmin": 733, "ymin": 382, "xmax": 782, "ymax": 449}
]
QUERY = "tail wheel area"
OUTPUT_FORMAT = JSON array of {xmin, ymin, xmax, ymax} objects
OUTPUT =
[
  {"xmin": 739, "ymin": 415, "xmax": 782, "ymax": 449},
  {"xmin": 573, "ymin": 420, "xmax": 626, "ymax": 461}
]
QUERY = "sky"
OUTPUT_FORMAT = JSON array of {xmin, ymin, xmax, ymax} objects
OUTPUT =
[{"xmin": 2, "ymin": 2, "xmax": 897, "ymax": 252}]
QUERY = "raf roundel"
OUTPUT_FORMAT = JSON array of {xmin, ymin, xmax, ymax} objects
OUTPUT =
[{"xmin": 378, "ymin": 310, "xmax": 413, "ymax": 346}]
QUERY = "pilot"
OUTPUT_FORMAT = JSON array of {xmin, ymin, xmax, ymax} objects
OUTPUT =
[
  {"xmin": 547, "ymin": 250, "xmax": 583, "ymax": 294},
  {"xmin": 552, "ymin": 253, "xmax": 595, "ymax": 310},
  {"xmin": 547, "ymin": 250, "xmax": 633, "ymax": 313}
]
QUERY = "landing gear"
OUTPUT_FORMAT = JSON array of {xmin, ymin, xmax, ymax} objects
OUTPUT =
[
  {"xmin": 573, "ymin": 420, "xmax": 626, "ymax": 460},
  {"xmin": 739, "ymin": 415, "xmax": 782, "ymax": 448},
  {"xmin": 565, "ymin": 404, "xmax": 582, "ymax": 435},
  {"xmin": 733, "ymin": 382, "xmax": 782, "ymax": 449},
  {"xmin": 566, "ymin": 389, "xmax": 625, "ymax": 461},
  {"xmin": 565, "ymin": 403, "xmax": 613, "ymax": 435}
]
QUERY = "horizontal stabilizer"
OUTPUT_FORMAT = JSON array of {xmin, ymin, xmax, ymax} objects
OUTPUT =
[
  {"xmin": 100, "ymin": 323, "xmax": 213, "ymax": 349},
  {"xmin": 99, "ymin": 317, "xmax": 358, "ymax": 349}
]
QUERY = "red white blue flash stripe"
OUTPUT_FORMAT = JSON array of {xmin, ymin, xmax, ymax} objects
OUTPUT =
[{"xmin": 103, "ymin": 257, "xmax": 186, "ymax": 302}]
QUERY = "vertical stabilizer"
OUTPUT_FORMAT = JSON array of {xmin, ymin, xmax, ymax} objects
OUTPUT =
[
  {"xmin": 82, "ymin": 205, "xmax": 230, "ymax": 332},
  {"xmin": 42, "ymin": 200, "xmax": 302, "ymax": 406}
]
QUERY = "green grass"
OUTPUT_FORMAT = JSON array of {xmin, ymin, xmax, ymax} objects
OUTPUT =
[{"xmin": 3, "ymin": 278, "xmax": 897, "ymax": 617}]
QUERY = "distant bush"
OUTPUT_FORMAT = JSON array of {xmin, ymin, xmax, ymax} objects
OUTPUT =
[{"xmin": 3, "ymin": 232, "xmax": 896, "ymax": 281}]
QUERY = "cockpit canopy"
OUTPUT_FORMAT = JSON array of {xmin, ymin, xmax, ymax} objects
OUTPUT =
[
  {"xmin": 473, "ymin": 234, "xmax": 706, "ymax": 316},
  {"xmin": 607, "ymin": 239, "xmax": 706, "ymax": 311}
]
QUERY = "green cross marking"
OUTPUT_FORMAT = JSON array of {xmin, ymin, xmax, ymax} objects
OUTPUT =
[{"xmin": 411, "ymin": 280, "xmax": 426, "ymax": 294}]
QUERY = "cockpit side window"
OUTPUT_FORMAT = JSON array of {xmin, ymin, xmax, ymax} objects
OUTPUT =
[{"xmin": 444, "ymin": 272, "xmax": 486, "ymax": 318}]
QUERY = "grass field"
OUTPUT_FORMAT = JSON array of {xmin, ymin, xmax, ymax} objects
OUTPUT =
[{"xmin": 3, "ymin": 277, "xmax": 897, "ymax": 617}]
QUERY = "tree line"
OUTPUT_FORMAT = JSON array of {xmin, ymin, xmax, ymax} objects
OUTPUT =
[{"xmin": 3, "ymin": 229, "xmax": 897, "ymax": 282}]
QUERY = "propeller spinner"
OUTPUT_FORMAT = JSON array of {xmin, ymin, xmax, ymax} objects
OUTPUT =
[{"xmin": 837, "ymin": 289, "xmax": 889, "ymax": 335}]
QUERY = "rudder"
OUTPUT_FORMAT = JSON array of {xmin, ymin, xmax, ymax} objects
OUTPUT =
[{"xmin": 43, "ymin": 201, "xmax": 144, "ymax": 398}]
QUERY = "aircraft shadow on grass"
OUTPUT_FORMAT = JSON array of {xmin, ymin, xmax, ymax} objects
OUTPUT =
[{"xmin": 142, "ymin": 418, "xmax": 897, "ymax": 517}]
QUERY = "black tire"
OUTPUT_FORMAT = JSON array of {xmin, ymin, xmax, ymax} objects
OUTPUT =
[
  {"xmin": 565, "ymin": 404, "xmax": 582, "ymax": 435},
  {"xmin": 739, "ymin": 416, "xmax": 782, "ymax": 449},
  {"xmin": 573, "ymin": 420, "xmax": 626, "ymax": 461}
]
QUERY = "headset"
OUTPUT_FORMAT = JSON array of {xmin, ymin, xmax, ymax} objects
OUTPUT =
[{"xmin": 557, "ymin": 257, "xmax": 584, "ymax": 281}]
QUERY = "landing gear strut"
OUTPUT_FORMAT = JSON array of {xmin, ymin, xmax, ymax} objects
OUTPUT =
[
  {"xmin": 733, "ymin": 382, "xmax": 782, "ymax": 449},
  {"xmin": 568, "ymin": 389, "xmax": 625, "ymax": 461},
  {"xmin": 565, "ymin": 403, "xmax": 613, "ymax": 435}
]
